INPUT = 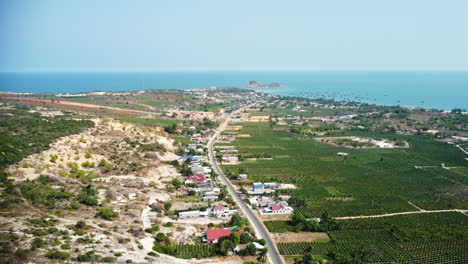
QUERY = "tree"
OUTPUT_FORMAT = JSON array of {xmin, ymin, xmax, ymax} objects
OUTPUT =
[
  {"xmin": 218, "ymin": 239, "xmax": 234, "ymax": 255},
  {"xmin": 292, "ymin": 212, "xmax": 306, "ymax": 225},
  {"xmin": 228, "ymin": 214, "xmax": 245, "ymax": 227},
  {"xmin": 164, "ymin": 124, "xmax": 178, "ymax": 134},
  {"xmin": 172, "ymin": 178, "xmax": 182, "ymax": 189},
  {"xmin": 240, "ymin": 232, "xmax": 253, "ymax": 244},
  {"xmin": 164, "ymin": 202, "xmax": 172, "ymax": 211},
  {"xmin": 96, "ymin": 208, "xmax": 118, "ymax": 220},
  {"xmin": 258, "ymin": 247, "xmax": 268, "ymax": 263},
  {"xmin": 258, "ymin": 238, "xmax": 266, "ymax": 246},
  {"xmin": 155, "ymin": 233, "xmax": 166, "ymax": 243},
  {"xmin": 230, "ymin": 232, "xmax": 240, "ymax": 246}
]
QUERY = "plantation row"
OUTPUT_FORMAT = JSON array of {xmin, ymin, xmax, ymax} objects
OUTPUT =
[
  {"xmin": 266, "ymin": 212, "xmax": 468, "ymax": 235},
  {"xmin": 278, "ymin": 240, "xmax": 468, "ymax": 263},
  {"xmin": 277, "ymin": 240, "xmax": 412, "ymax": 263},
  {"xmin": 168, "ymin": 244, "xmax": 217, "ymax": 259},
  {"xmin": 399, "ymin": 240, "xmax": 468, "ymax": 264},
  {"xmin": 337, "ymin": 212, "xmax": 468, "ymax": 230},
  {"xmin": 231, "ymin": 122, "xmax": 468, "ymax": 217}
]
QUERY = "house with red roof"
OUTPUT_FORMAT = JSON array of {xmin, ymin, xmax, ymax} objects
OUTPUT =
[
  {"xmin": 210, "ymin": 205, "xmax": 226, "ymax": 217},
  {"xmin": 202, "ymin": 228, "xmax": 243, "ymax": 243},
  {"xmin": 184, "ymin": 174, "xmax": 205, "ymax": 185},
  {"xmin": 258, "ymin": 201, "xmax": 293, "ymax": 216}
]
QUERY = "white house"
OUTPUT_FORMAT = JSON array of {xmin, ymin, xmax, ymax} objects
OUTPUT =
[
  {"xmin": 179, "ymin": 210, "xmax": 201, "ymax": 219},
  {"xmin": 239, "ymin": 174, "xmax": 248, "ymax": 180},
  {"xmin": 203, "ymin": 196, "xmax": 218, "ymax": 202},
  {"xmin": 234, "ymin": 242, "xmax": 265, "ymax": 253},
  {"xmin": 258, "ymin": 202, "xmax": 293, "ymax": 216},
  {"xmin": 210, "ymin": 205, "xmax": 226, "ymax": 217}
]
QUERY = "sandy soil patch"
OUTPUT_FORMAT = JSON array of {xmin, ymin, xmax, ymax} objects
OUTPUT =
[
  {"xmin": 247, "ymin": 115, "xmax": 269, "ymax": 122},
  {"xmin": 226, "ymin": 125, "xmax": 243, "ymax": 131},
  {"xmin": 255, "ymin": 211, "xmax": 291, "ymax": 221},
  {"xmin": 325, "ymin": 197, "xmax": 355, "ymax": 201},
  {"xmin": 316, "ymin": 136, "xmax": 409, "ymax": 149},
  {"xmin": 278, "ymin": 183, "xmax": 297, "ymax": 189},
  {"xmin": 272, "ymin": 232, "xmax": 329, "ymax": 243}
]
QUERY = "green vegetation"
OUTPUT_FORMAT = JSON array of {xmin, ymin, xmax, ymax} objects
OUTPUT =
[
  {"xmin": 20, "ymin": 176, "xmax": 73, "ymax": 208},
  {"xmin": 265, "ymin": 212, "xmax": 337, "ymax": 233},
  {"xmin": 290, "ymin": 124, "xmax": 342, "ymax": 136},
  {"xmin": 224, "ymin": 122, "xmax": 467, "ymax": 216},
  {"xmin": 116, "ymin": 116, "xmax": 177, "ymax": 127},
  {"xmin": 0, "ymin": 105, "xmax": 93, "ymax": 189},
  {"xmin": 45, "ymin": 249, "xmax": 70, "ymax": 260},
  {"xmin": 223, "ymin": 119, "xmax": 468, "ymax": 263},
  {"xmin": 165, "ymin": 244, "xmax": 218, "ymax": 259},
  {"xmin": 78, "ymin": 185, "xmax": 99, "ymax": 206},
  {"xmin": 96, "ymin": 208, "xmax": 118, "ymax": 220},
  {"xmin": 277, "ymin": 212, "xmax": 468, "ymax": 263}
]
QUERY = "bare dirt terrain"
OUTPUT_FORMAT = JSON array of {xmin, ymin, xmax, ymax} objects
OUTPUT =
[
  {"xmin": 315, "ymin": 136, "xmax": 409, "ymax": 149},
  {"xmin": 0, "ymin": 111, "xmax": 231, "ymax": 263},
  {"xmin": 272, "ymin": 232, "xmax": 329, "ymax": 243}
]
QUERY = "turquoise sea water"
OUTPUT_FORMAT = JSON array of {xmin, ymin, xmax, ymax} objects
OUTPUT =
[{"xmin": 0, "ymin": 72, "xmax": 467, "ymax": 110}]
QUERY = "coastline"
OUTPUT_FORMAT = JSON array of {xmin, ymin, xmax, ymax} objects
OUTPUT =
[{"xmin": 1, "ymin": 71, "xmax": 467, "ymax": 111}]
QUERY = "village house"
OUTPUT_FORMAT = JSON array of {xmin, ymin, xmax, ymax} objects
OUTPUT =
[
  {"xmin": 248, "ymin": 182, "xmax": 276, "ymax": 195},
  {"xmin": 234, "ymin": 242, "xmax": 265, "ymax": 253},
  {"xmin": 222, "ymin": 155, "xmax": 239, "ymax": 162},
  {"xmin": 202, "ymin": 228, "xmax": 243, "ymax": 243},
  {"xmin": 239, "ymin": 173, "xmax": 248, "ymax": 180},
  {"xmin": 184, "ymin": 174, "xmax": 206, "ymax": 185},
  {"xmin": 249, "ymin": 196, "xmax": 277, "ymax": 207},
  {"xmin": 210, "ymin": 205, "xmax": 226, "ymax": 217},
  {"xmin": 258, "ymin": 201, "xmax": 293, "ymax": 216}
]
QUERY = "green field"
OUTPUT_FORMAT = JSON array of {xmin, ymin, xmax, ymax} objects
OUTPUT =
[
  {"xmin": 275, "ymin": 212, "xmax": 468, "ymax": 263},
  {"xmin": 222, "ymin": 122, "xmax": 468, "ymax": 217},
  {"xmin": 222, "ymin": 121, "xmax": 468, "ymax": 262},
  {"xmin": 247, "ymin": 107, "xmax": 352, "ymax": 118}
]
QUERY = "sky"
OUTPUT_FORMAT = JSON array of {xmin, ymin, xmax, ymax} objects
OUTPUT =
[{"xmin": 1, "ymin": 0, "xmax": 468, "ymax": 72}]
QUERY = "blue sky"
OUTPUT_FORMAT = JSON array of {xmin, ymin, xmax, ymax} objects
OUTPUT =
[{"xmin": 1, "ymin": 0, "xmax": 467, "ymax": 72}]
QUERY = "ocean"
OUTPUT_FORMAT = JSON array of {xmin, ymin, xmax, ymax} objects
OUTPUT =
[{"xmin": 1, "ymin": 71, "xmax": 467, "ymax": 110}]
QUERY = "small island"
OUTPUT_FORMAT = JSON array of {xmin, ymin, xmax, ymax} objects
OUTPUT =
[{"xmin": 246, "ymin": 80, "xmax": 285, "ymax": 88}]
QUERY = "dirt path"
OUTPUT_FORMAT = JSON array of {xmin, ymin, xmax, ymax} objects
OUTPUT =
[
  {"xmin": 456, "ymin": 144, "xmax": 468, "ymax": 155},
  {"xmin": 334, "ymin": 208, "xmax": 468, "ymax": 220}
]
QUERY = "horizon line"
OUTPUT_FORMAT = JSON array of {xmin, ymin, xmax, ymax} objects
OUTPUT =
[{"xmin": 2, "ymin": 69, "xmax": 468, "ymax": 73}]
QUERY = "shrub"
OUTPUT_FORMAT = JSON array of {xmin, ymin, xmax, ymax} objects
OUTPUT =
[
  {"xmin": 77, "ymin": 251, "xmax": 100, "ymax": 262},
  {"xmin": 30, "ymin": 237, "xmax": 44, "ymax": 250},
  {"xmin": 50, "ymin": 154, "xmax": 58, "ymax": 163},
  {"xmin": 60, "ymin": 243, "xmax": 70, "ymax": 250},
  {"xmin": 45, "ymin": 249, "xmax": 70, "ymax": 260},
  {"xmin": 102, "ymin": 256, "xmax": 116, "ymax": 263},
  {"xmin": 15, "ymin": 248, "xmax": 31, "ymax": 259},
  {"xmin": 96, "ymin": 208, "xmax": 118, "ymax": 220}
]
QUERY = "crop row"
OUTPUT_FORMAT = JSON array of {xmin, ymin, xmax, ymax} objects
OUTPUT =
[{"xmin": 170, "ymin": 244, "xmax": 217, "ymax": 259}]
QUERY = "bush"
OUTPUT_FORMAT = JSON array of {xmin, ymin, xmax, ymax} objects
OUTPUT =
[
  {"xmin": 163, "ymin": 222, "xmax": 173, "ymax": 227},
  {"xmin": 102, "ymin": 256, "xmax": 116, "ymax": 263},
  {"xmin": 96, "ymin": 208, "xmax": 118, "ymax": 220},
  {"xmin": 45, "ymin": 249, "xmax": 70, "ymax": 260},
  {"xmin": 15, "ymin": 248, "xmax": 31, "ymax": 259},
  {"xmin": 30, "ymin": 238, "xmax": 44, "ymax": 250},
  {"xmin": 60, "ymin": 243, "xmax": 70, "ymax": 250},
  {"xmin": 164, "ymin": 202, "xmax": 172, "ymax": 211},
  {"xmin": 77, "ymin": 251, "xmax": 100, "ymax": 262}
]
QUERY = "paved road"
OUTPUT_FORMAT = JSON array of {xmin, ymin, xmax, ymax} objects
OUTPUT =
[{"xmin": 208, "ymin": 107, "xmax": 284, "ymax": 264}]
